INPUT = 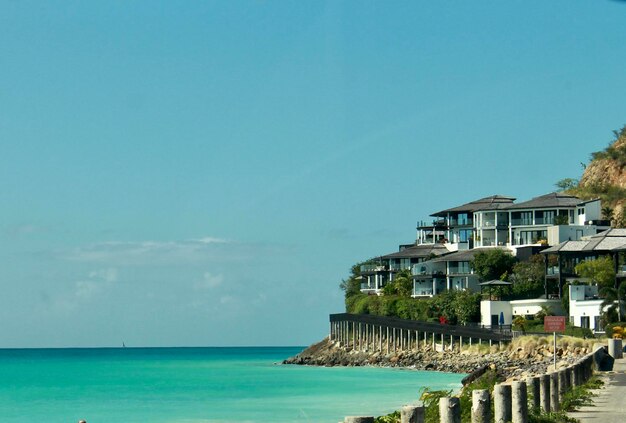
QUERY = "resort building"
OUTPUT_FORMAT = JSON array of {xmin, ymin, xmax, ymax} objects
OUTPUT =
[
  {"xmin": 541, "ymin": 228, "xmax": 626, "ymax": 298},
  {"xmin": 361, "ymin": 191, "xmax": 610, "ymax": 301},
  {"xmin": 359, "ymin": 244, "xmax": 449, "ymax": 295}
]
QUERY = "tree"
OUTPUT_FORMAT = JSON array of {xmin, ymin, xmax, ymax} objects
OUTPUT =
[
  {"xmin": 453, "ymin": 290, "xmax": 481, "ymax": 325},
  {"xmin": 339, "ymin": 262, "xmax": 364, "ymax": 298},
  {"xmin": 471, "ymin": 249, "xmax": 517, "ymax": 281},
  {"xmin": 382, "ymin": 269, "xmax": 413, "ymax": 297},
  {"xmin": 574, "ymin": 256, "xmax": 616, "ymax": 289},
  {"xmin": 509, "ymin": 254, "xmax": 545, "ymax": 299},
  {"xmin": 600, "ymin": 281, "xmax": 626, "ymax": 323},
  {"xmin": 555, "ymin": 178, "xmax": 578, "ymax": 191},
  {"xmin": 602, "ymin": 206, "xmax": 615, "ymax": 223}
]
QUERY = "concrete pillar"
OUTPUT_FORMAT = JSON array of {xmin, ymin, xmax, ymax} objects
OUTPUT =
[
  {"xmin": 527, "ymin": 376, "xmax": 540, "ymax": 412},
  {"xmin": 512, "ymin": 381, "xmax": 528, "ymax": 423},
  {"xmin": 539, "ymin": 374, "xmax": 550, "ymax": 412},
  {"xmin": 608, "ymin": 339, "xmax": 623, "ymax": 359},
  {"xmin": 494, "ymin": 384, "xmax": 512, "ymax": 423},
  {"xmin": 570, "ymin": 365, "xmax": 579, "ymax": 387},
  {"xmin": 471, "ymin": 389, "xmax": 490, "ymax": 423},
  {"xmin": 558, "ymin": 369, "xmax": 568, "ymax": 401},
  {"xmin": 432, "ymin": 333, "xmax": 435, "ymax": 350},
  {"xmin": 439, "ymin": 397, "xmax": 461, "ymax": 423},
  {"xmin": 441, "ymin": 334, "xmax": 444, "ymax": 351},
  {"xmin": 385, "ymin": 326, "xmax": 389, "ymax": 354},
  {"xmin": 549, "ymin": 372, "xmax": 559, "ymax": 412},
  {"xmin": 344, "ymin": 417, "xmax": 374, "ymax": 423},
  {"xmin": 352, "ymin": 322, "xmax": 356, "ymax": 349},
  {"xmin": 401, "ymin": 405, "xmax": 425, "ymax": 423}
]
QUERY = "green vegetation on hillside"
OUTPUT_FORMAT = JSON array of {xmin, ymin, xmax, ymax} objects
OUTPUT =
[
  {"xmin": 556, "ymin": 124, "xmax": 626, "ymax": 227},
  {"xmin": 590, "ymin": 125, "xmax": 626, "ymax": 166}
]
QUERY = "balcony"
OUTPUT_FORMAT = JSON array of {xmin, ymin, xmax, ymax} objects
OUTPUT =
[
  {"xmin": 360, "ymin": 264, "xmax": 386, "ymax": 273},
  {"xmin": 511, "ymin": 218, "xmax": 533, "ymax": 226},
  {"xmin": 449, "ymin": 218, "xmax": 473, "ymax": 226},
  {"xmin": 413, "ymin": 289, "xmax": 434, "ymax": 297},
  {"xmin": 448, "ymin": 266, "xmax": 471, "ymax": 275},
  {"xmin": 411, "ymin": 264, "xmax": 429, "ymax": 276}
]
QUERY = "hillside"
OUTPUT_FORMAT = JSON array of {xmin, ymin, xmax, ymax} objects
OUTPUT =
[{"xmin": 564, "ymin": 125, "xmax": 626, "ymax": 226}]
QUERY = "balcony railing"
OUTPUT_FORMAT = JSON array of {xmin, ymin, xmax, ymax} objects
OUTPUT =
[
  {"xmin": 511, "ymin": 218, "xmax": 533, "ymax": 226},
  {"xmin": 449, "ymin": 219, "xmax": 473, "ymax": 226},
  {"xmin": 413, "ymin": 290, "xmax": 434, "ymax": 296},
  {"xmin": 448, "ymin": 267, "xmax": 471, "ymax": 275},
  {"xmin": 360, "ymin": 264, "xmax": 386, "ymax": 273}
]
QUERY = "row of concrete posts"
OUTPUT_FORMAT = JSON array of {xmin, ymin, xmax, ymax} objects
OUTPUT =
[
  {"xmin": 330, "ymin": 320, "xmax": 503, "ymax": 353},
  {"xmin": 341, "ymin": 347, "xmax": 601, "ymax": 423}
]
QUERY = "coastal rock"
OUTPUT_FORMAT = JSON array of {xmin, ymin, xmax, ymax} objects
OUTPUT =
[{"xmin": 283, "ymin": 336, "xmax": 595, "ymax": 382}]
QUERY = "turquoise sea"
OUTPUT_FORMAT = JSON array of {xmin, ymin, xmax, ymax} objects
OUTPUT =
[{"xmin": 0, "ymin": 347, "xmax": 463, "ymax": 423}]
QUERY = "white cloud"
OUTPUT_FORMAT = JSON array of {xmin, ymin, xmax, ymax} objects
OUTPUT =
[{"xmin": 59, "ymin": 236, "xmax": 258, "ymax": 265}]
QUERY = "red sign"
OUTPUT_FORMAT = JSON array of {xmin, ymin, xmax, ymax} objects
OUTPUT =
[{"xmin": 544, "ymin": 316, "xmax": 566, "ymax": 332}]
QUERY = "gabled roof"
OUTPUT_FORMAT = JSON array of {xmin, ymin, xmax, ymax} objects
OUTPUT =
[
  {"xmin": 431, "ymin": 195, "xmax": 516, "ymax": 217},
  {"xmin": 381, "ymin": 244, "xmax": 451, "ymax": 260},
  {"xmin": 504, "ymin": 192, "xmax": 584, "ymax": 211},
  {"xmin": 429, "ymin": 247, "xmax": 511, "ymax": 263},
  {"xmin": 541, "ymin": 229, "xmax": 626, "ymax": 253}
]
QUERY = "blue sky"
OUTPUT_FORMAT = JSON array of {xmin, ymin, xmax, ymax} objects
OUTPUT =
[{"xmin": 1, "ymin": 1, "xmax": 626, "ymax": 347}]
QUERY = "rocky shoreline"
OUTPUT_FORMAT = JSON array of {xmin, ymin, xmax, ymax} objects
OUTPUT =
[{"xmin": 283, "ymin": 337, "xmax": 595, "ymax": 383}]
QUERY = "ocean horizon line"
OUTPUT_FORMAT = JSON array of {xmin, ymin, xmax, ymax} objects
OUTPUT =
[{"xmin": 0, "ymin": 345, "xmax": 307, "ymax": 350}]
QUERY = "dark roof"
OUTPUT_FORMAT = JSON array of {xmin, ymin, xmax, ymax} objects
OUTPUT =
[
  {"xmin": 430, "ymin": 247, "xmax": 511, "ymax": 263},
  {"xmin": 381, "ymin": 244, "xmax": 451, "ymax": 260},
  {"xmin": 431, "ymin": 195, "xmax": 516, "ymax": 217},
  {"xmin": 504, "ymin": 192, "xmax": 583, "ymax": 211},
  {"xmin": 541, "ymin": 229, "xmax": 626, "ymax": 254},
  {"xmin": 479, "ymin": 280, "xmax": 512, "ymax": 286}
]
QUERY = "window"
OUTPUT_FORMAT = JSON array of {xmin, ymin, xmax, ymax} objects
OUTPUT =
[
  {"xmin": 459, "ymin": 229, "xmax": 472, "ymax": 242},
  {"xmin": 581, "ymin": 316, "xmax": 590, "ymax": 329},
  {"xmin": 594, "ymin": 316, "xmax": 600, "ymax": 331}
]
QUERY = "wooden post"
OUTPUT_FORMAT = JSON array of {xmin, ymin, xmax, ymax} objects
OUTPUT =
[{"xmin": 471, "ymin": 389, "xmax": 490, "ymax": 423}]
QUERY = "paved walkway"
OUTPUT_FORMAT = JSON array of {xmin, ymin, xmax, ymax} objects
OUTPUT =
[{"xmin": 567, "ymin": 357, "xmax": 626, "ymax": 423}]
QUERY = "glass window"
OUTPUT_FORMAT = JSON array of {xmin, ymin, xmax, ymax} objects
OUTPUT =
[{"xmin": 581, "ymin": 316, "xmax": 590, "ymax": 329}]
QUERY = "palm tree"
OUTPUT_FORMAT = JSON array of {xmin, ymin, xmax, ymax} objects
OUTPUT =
[
  {"xmin": 602, "ymin": 206, "xmax": 615, "ymax": 223},
  {"xmin": 600, "ymin": 281, "xmax": 626, "ymax": 323}
]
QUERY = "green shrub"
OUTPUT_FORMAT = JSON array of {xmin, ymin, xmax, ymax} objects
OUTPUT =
[{"xmin": 604, "ymin": 322, "xmax": 626, "ymax": 338}]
